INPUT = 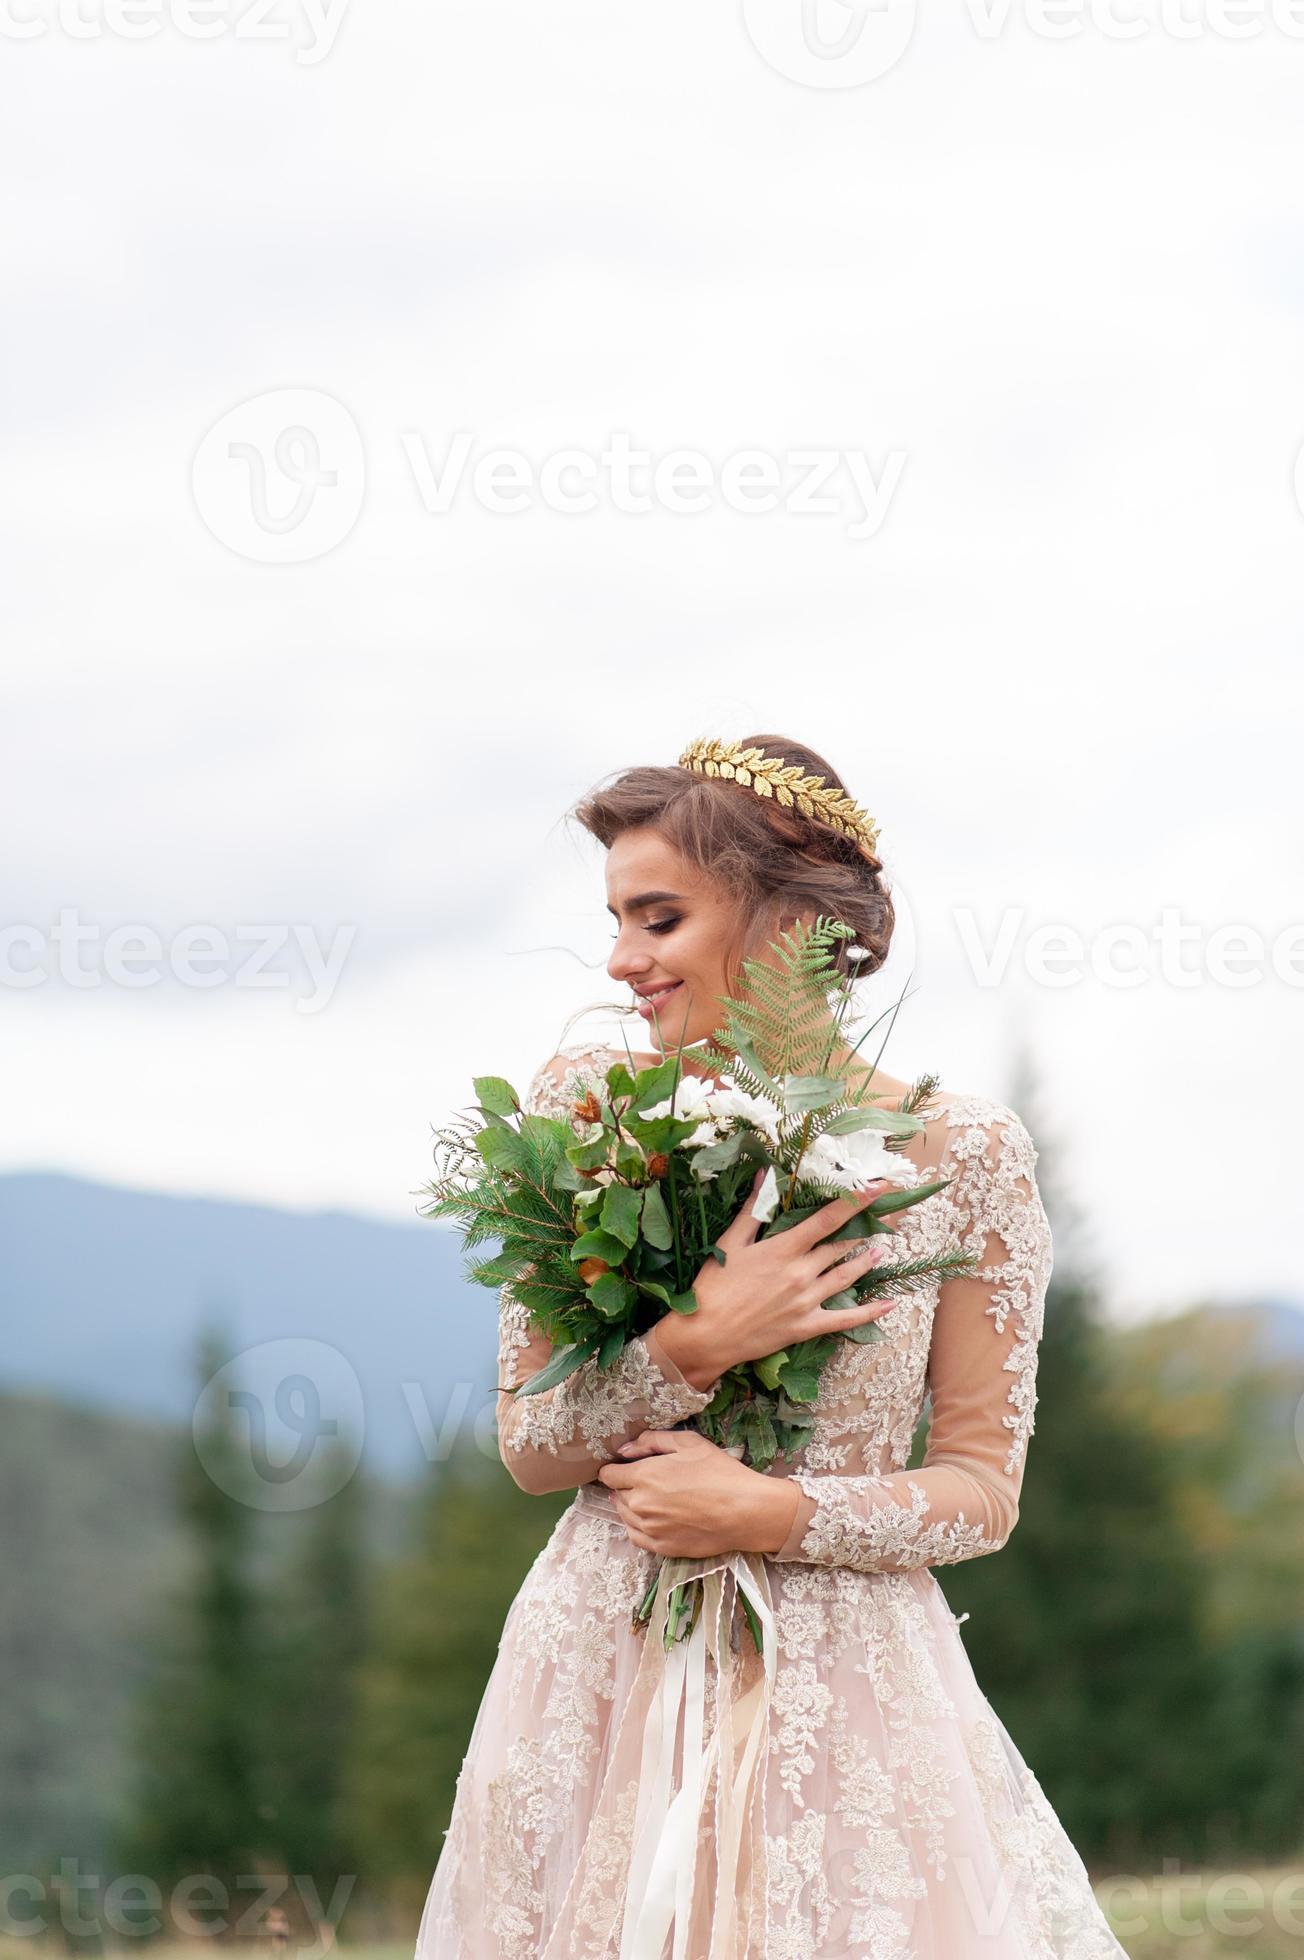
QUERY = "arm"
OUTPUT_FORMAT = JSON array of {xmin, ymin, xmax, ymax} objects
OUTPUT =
[
  {"xmin": 496, "ymin": 1049, "xmax": 724, "ymax": 1496},
  {"xmin": 769, "ymin": 1103, "xmax": 1052, "ymax": 1570}
]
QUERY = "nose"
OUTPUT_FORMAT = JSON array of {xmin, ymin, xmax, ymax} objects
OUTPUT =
[{"xmin": 607, "ymin": 927, "xmax": 652, "ymax": 987}]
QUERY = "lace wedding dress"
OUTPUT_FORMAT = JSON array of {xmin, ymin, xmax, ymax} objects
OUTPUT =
[{"xmin": 415, "ymin": 1043, "xmax": 1129, "ymax": 1960}]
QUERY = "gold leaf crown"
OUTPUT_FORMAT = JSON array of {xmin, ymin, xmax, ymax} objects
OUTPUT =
[{"xmin": 677, "ymin": 737, "xmax": 880, "ymax": 857}]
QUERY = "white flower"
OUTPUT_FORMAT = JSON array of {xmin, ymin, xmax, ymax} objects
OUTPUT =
[
  {"xmin": 638, "ymin": 1076, "xmax": 716, "ymax": 1124},
  {"xmin": 751, "ymin": 1165, "xmax": 781, "ymax": 1222},
  {"xmin": 701, "ymin": 1083, "xmax": 781, "ymax": 1142},
  {"xmin": 803, "ymin": 1125, "xmax": 913, "ymax": 1192}
]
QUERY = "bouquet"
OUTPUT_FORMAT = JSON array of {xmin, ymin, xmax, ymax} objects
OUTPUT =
[{"xmin": 421, "ymin": 918, "xmax": 977, "ymax": 1652}]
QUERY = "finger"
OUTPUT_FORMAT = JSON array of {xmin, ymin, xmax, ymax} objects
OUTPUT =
[
  {"xmin": 784, "ymin": 1181, "xmax": 889, "ymax": 1253},
  {"xmin": 596, "ymin": 1461, "xmax": 643, "ymax": 1488},
  {"xmin": 719, "ymin": 1169, "xmax": 766, "ymax": 1245},
  {"xmin": 614, "ymin": 1431, "xmax": 684, "ymax": 1457},
  {"xmin": 811, "ymin": 1232, "xmax": 891, "ymax": 1277},
  {"xmin": 813, "ymin": 1241, "xmax": 893, "ymax": 1303},
  {"xmin": 814, "ymin": 1292, "xmax": 901, "ymax": 1331}
]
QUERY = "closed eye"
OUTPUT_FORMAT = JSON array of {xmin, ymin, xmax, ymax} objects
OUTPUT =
[{"xmin": 609, "ymin": 916, "xmax": 681, "ymax": 940}]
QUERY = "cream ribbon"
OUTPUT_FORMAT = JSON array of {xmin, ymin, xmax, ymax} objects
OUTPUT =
[{"xmin": 618, "ymin": 1550, "xmax": 777, "ymax": 1960}]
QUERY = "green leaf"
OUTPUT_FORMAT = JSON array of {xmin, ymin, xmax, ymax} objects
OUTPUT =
[
  {"xmin": 622, "ymin": 1113, "xmax": 697, "ymax": 1152},
  {"xmin": 615, "ymin": 1140, "xmax": 646, "ymax": 1179},
  {"xmin": 726, "ymin": 1036, "xmax": 779, "ymax": 1098},
  {"xmin": 640, "ymin": 1182, "xmax": 674, "ymax": 1250},
  {"xmin": 869, "ymin": 1176, "xmax": 950, "ymax": 1217},
  {"xmin": 667, "ymin": 1289, "xmax": 699, "ymax": 1315},
  {"xmin": 567, "ymin": 1134, "xmax": 611, "ymax": 1171},
  {"xmin": 782, "ymin": 1073, "xmax": 843, "ymax": 1114},
  {"xmin": 753, "ymin": 1348, "xmax": 790, "ymax": 1391},
  {"xmin": 600, "ymin": 1183, "xmax": 643, "ymax": 1247},
  {"xmin": 688, "ymin": 1131, "xmax": 745, "ymax": 1179},
  {"xmin": 587, "ymin": 1271, "xmax": 635, "ymax": 1319},
  {"xmin": 605, "ymin": 1062, "xmax": 636, "ymax": 1099},
  {"xmin": 473, "ymin": 1075, "xmax": 520, "ymax": 1118},
  {"xmin": 631, "ymin": 1058, "xmax": 681, "ymax": 1106},
  {"xmin": 822, "ymin": 1105, "xmax": 921, "ymax": 1137},
  {"xmin": 513, "ymin": 1336, "xmax": 600, "ymax": 1397},
  {"xmin": 775, "ymin": 1360, "xmax": 823, "ymax": 1402},
  {"xmin": 475, "ymin": 1126, "xmax": 529, "ymax": 1175},
  {"xmin": 569, "ymin": 1229, "xmax": 628, "ymax": 1266},
  {"xmin": 598, "ymin": 1326, "xmax": 628, "ymax": 1367}
]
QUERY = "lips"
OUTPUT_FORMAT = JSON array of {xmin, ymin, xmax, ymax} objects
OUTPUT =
[{"xmin": 635, "ymin": 980, "xmax": 683, "ymax": 1018}]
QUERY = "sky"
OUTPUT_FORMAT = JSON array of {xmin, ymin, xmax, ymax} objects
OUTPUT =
[{"xmin": 2, "ymin": 0, "xmax": 1301, "ymax": 1323}]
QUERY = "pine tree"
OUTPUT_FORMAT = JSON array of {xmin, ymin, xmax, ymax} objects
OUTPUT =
[
  {"xmin": 342, "ymin": 1442, "xmax": 570, "ymax": 1909},
  {"xmin": 119, "ymin": 1327, "xmax": 269, "ymax": 1897},
  {"xmin": 258, "ymin": 1437, "xmax": 370, "ymax": 1905},
  {"xmin": 935, "ymin": 1056, "xmax": 1221, "ymax": 1867}
]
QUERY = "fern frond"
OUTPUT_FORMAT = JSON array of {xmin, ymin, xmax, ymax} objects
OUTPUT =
[{"xmin": 716, "ymin": 917, "xmax": 853, "ymax": 1079}]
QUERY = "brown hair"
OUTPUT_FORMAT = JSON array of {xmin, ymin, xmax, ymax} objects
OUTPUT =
[{"xmin": 572, "ymin": 733, "xmax": 894, "ymax": 986}]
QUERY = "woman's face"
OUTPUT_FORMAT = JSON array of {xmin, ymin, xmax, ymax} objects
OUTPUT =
[{"xmin": 605, "ymin": 826, "xmax": 757, "ymax": 1056}]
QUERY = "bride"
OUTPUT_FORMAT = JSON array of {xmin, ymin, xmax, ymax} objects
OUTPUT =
[{"xmin": 416, "ymin": 734, "xmax": 1128, "ymax": 1959}]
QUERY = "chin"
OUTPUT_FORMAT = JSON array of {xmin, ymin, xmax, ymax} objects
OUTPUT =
[{"xmin": 645, "ymin": 1012, "xmax": 695, "ymax": 1054}]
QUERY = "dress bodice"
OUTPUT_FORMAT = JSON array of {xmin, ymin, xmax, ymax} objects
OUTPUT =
[{"xmin": 516, "ymin": 1040, "xmax": 1049, "ymax": 1495}]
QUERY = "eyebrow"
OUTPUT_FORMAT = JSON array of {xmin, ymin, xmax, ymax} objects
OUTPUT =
[{"xmin": 606, "ymin": 890, "xmax": 685, "ymax": 916}]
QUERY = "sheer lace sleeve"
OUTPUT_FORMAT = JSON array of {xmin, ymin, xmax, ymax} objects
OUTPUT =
[
  {"xmin": 495, "ymin": 1045, "xmax": 723, "ymax": 1496},
  {"xmin": 771, "ymin": 1101, "xmax": 1052, "ymax": 1570}
]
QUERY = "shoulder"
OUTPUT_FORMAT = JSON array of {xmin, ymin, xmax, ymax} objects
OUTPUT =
[
  {"xmin": 522, "ymin": 1041, "xmax": 616, "ymax": 1117},
  {"xmin": 930, "ymin": 1090, "xmax": 1041, "ymax": 1188}
]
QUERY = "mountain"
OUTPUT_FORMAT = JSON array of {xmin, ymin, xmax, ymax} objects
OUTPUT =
[{"xmin": 0, "ymin": 1171, "xmax": 498, "ymax": 1477}]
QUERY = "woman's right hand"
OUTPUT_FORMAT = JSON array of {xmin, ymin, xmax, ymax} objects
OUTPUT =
[{"xmin": 653, "ymin": 1173, "xmax": 898, "ymax": 1390}]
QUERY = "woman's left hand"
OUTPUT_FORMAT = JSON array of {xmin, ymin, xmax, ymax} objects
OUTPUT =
[{"xmin": 596, "ymin": 1429, "xmax": 800, "ymax": 1559}]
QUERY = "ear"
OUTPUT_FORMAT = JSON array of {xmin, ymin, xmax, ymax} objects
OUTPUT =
[{"xmin": 775, "ymin": 905, "xmax": 817, "ymax": 938}]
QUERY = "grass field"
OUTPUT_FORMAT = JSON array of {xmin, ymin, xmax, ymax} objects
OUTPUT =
[
  {"xmin": 6, "ymin": 1871, "xmax": 1304, "ymax": 1958},
  {"xmin": 1098, "ymin": 1867, "xmax": 1304, "ymax": 1957}
]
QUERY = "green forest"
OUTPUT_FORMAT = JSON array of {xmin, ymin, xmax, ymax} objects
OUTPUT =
[{"xmin": 2, "ymin": 1133, "xmax": 1302, "ymax": 1958}]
